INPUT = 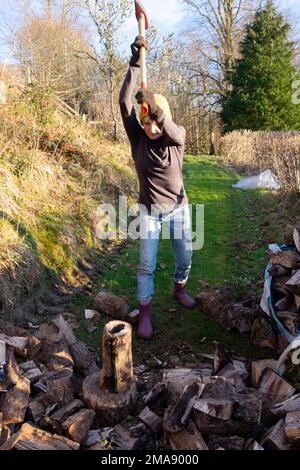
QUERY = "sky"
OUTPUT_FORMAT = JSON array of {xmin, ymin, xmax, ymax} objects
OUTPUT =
[{"xmin": 0, "ymin": 0, "xmax": 300, "ymax": 63}]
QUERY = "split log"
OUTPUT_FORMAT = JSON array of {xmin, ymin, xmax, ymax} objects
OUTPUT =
[
  {"xmin": 1, "ymin": 347, "xmax": 30, "ymax": 425},
  {"xmin": 273, "ymin": 274, "xmax": 294, "ymax": 291},
  {"xmin": 69, "ymin": 341, "xmax": 99, "ymax": 377},
  {"xmin": 94, "ymin": 290, "xmax": 129, "ymax": 319},
  {"xmin": 293, "ymin": 227, "xmax": 300, "ymax": 252},
  {"xmin": 208, "ymin": 435, "xmax": 245, "ymax": 450},
  {"xmin": 139, "ymin": 406, "xmax": 163, "ymax": 433},
  {"xmin": 62, "ymin": 408, "xmax": 95, "ymax": 444},
  {"xmin": 285, "ymin": 411, "xmax": 300, "ymax": 442},
  {"xmin": 45, "ymin": 367, "xmax": 74, "ymax": 405},
  {"xmin": 275, "ymin": 294, "xmax": 294, "ymax": 312},
  {"xmin": 52, "ymin": 315, "xmax": 77, "ymax": 345},
  {"xmin": 100, "ymin": 321, "xmax": 133, "ymax": 394},
  {"xmin": 285, "ymin": 270, "xmax": 300, "ymax": 296},
  {"xmin": 28, "ymin": 398, "xmax": 46, "ymax": 423},
  {"xmin": 110, "ymin": 425, "xmax": 140, "ymax": 450},
  {"xmin": 42, "ymin": 338, "xmax": 74, "ymax": 371},
  {"xmin": 270, "ymin": 394, "xmax": 300, "ymax": 418},
  {"xmin": 35, "ymin": 323, "xmax": 59, "ymax": 341},
  {"xmin": 160, "ymin": 368, "xmax": 212, "ymax": 400},
  {"xmin": 143, "ymin": 382, "xmax": 170, "ymax": 409},
  {"xmin": 41, "ymin": 399, "xmax": 84, "ymax": 433},
  {"xmin": 166, "ymin": 420, "xmax": 208, "ymax": 451},
  {"xmin": 277, "ymin": 311, "xmax": 300, "ymax": 336},
  {"xmin": 217, "ymin": 364, "xmax": 247, "ymax": 393},
  {"xmin": 163, "ymin": 382, "xmax": 202, "ymax": 433},
  {"xmin": 259, "ymin": 368, "xmax": 296, "ymax": 404},
  {"xmin": 251, "ymin": 318, "xmax": 276, "ymax": 350},
  {"xmin": 193, "ymin": 398, "xmax": 234, "ymax": 421},
  {"xmin": 232, "ymin": 391, "xmax": 262, "ymax": 425},
  {"xmin": 295, "ymin": 295, "xmax": 300, "ymax": 310},
  {"xmin": 245, "ymin": 439, "xmax": 264, "ymax": 450},
  {"xmin": 0, "ymin": 423, "xmax": 80, "ymax": 451},
  {"xmin": 251, "ymin": 359, "xmax": 279, "ymax": 387},
  {"xmin": 268, "ymin": 264, "xmax": 291, "ymax": 277},
  {"xmin": 261, "ymin": 419, "xmax": 291, "ymax": 450},
  {"xmin": 19, "ymin": 360, "xmax": 43, "ymax": 383},
  {"xmin": 3, "ymin": 325, "xmax": 42, "ymax": 360},
  {"xmin": 269, "ymin": 251, "xmax": 300, "ymax": 269},
  {"xmin": 192, "ymin": 408, "xmax": 253, "ymax": 437},
  {"xmin": 0, "ymin": 334, "xmax": 27, "ymax": 353},
  {"xmin": 201, "ymin": 376, "xmax": 235, "ymax": 400}
]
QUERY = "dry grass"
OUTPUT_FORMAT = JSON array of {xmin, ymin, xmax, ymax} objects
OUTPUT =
[
  {"xmin": 220, "ymin": 130, "xmax": 300, "ymax": 192},
  {"xmin": 0, "ymin": 83, "xmax": 138, "ymax": 320}
]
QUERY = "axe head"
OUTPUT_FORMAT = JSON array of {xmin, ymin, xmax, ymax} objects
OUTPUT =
[{"xmin": 135, "ymin": 0, "xmax": 149, "ymax": 29}]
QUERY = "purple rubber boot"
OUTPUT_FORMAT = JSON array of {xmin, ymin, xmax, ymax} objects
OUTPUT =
[
  {"xmin": 137, "ymin": 302, "xmax": 153, "ymax": 340},
  {"xmin": 173, "ymin": 281, "xmax": 196, "ymax": 309}
]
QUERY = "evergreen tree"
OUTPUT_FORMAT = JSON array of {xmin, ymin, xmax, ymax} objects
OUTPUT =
[{"xmin": 221, "ymin": 0, "xmax": 300, "ymax": 132}]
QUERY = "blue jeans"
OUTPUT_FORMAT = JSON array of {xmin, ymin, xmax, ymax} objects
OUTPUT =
[{"xmin": 137, "ymin": 204, "xmax": 193, "ymax": 305}]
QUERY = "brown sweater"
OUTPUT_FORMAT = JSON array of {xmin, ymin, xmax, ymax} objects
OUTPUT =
[{"xmin": 119, "ymin": 66, "xmax": 188, "ymax": 215}]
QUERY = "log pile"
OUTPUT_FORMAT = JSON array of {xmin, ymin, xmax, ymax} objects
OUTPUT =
[
  {"xmin": 195, "ymin": 226, "xmax": 300, "ymax": 352},
  {"xmin": 1, "ymin": 313, "xmax": 300, "ymax": 451}
]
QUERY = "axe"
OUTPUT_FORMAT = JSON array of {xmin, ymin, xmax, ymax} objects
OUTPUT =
[{"xmin": 134, "ymin": 0, "xmax": 149, "ymax": 116}]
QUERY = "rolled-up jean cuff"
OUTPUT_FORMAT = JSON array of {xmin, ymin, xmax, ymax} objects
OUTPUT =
[{"xmin": 138, "ymin": 297, "xmax": 152, "ymax": 306}]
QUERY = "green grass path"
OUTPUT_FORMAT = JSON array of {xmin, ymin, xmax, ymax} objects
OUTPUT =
[{"xmin": 74, "ymin": 156, "xmax": 281, "ymax": 363}]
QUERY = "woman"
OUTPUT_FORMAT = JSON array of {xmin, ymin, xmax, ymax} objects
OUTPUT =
[{"xmin": 119, "ymin": 36, "xmax": 196, "ymax": 340}]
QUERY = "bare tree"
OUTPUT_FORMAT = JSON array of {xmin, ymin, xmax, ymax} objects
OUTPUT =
[
  {"xmin": 84, "ymin": 0, "xmax": 132, "ymax": 140},
  {"xmin": 182, "ymin": 0, "xmax": 258, "ymax": 101}
]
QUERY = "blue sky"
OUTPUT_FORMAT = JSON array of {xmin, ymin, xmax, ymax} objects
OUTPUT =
[{"xmin": 0, "ymin": 0, "xmax": 300, "ymax": 63}]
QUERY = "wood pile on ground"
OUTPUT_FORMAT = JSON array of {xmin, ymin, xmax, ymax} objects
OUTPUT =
[
  {"xmin": 196, "ymin": 226, "xmax": 300, "ymax": 353},
  {"xmin": 1, "ymin": 310, "xmax": 300, "ymax": 450}
]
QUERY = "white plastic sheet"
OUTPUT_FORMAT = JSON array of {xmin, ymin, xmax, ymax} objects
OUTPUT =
[{"xmin": 232, "ymin": 170, "xmax": 281, "ymax": 190}]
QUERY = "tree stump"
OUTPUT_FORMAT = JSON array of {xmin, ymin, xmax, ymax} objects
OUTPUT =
[{"xmin": 82, "ymin": 321, "xmax": 136, "ymax": 426}]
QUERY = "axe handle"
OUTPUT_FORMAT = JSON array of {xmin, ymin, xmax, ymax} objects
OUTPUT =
[{"xmin": 137, "ymin": 13, "xmax": 148, "ymax": 115}]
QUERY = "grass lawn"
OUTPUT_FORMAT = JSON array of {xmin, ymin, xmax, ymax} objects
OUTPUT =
[{"xmin": 72, "ymin": 155, "xmax": 296, "ymax": 365}]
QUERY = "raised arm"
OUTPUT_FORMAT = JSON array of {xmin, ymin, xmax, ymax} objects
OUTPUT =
[
  {"xmin": 119, "ymin": 36, "xmax": 148, "ymax": 146},
  {"xmin": 119, "ymin": 66, "xmax": 141, "ymax": 145}
]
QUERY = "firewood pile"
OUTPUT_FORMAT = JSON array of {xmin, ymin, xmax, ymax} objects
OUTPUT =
[
  {"xmin": 196, "ymin": 226, "xmax": 300, "ymax": 352},
  {"xmin": 0, "ymin": 310, "xmax": 300, "ymax": 451}
]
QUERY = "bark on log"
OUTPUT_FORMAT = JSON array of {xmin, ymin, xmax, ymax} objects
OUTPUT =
[
  {"xmin": 69, "ymin": 341, "xmax": 99, "ymax": 377},
  {"xmin": 139, "ymin": 406, "xmax": 163, "ymax": 433},
  {"xmin": 41, "ymin": 399, "xmax": 84, "ymax": 433},
  {"xmin": 193, "ymin": 398, "xmax": 234, "ymax": 421},
  {"xmin": 94, "ymin": 290, "xmax": 129, "ymax": 319},
  {"xmin": 82, "ymin": 372, "xmax": 137, "ymax": 427},
  {"xmin": 45, "ymin": 368, "xmax": 74, "ymax": 405},
  {"xmin": 42, "ymin": 338, "xmax": 74, "ymax": 371},
  {"xmin": 269, "ymin": 251, "xmax": 300, "ymax": 269},
  {"xmin": 1, "ymin": 347, "xmax": 30, "ymax": 425},
  {"xmin": 0, "ymin": 423, "xmax": 80, "ymax": 451},
  {"xmin": 62, "ymin": 408, "xmax": 95, "ymax": 444},
  {"xmin": 208, "ymin": 435, "xmax": 245, "ymax": 450}
]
